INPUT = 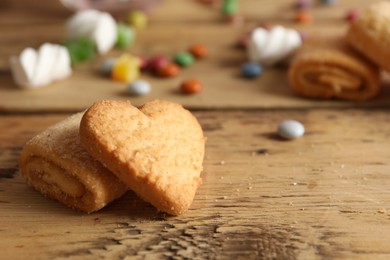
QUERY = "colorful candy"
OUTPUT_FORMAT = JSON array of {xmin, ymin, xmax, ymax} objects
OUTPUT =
[
  {"xmin": 321, "ymin": 0, "xmax": 336, "ymax": 5},
  {"xmin": 149, "ymin": 56, "xmax": 169, "ymax": 72},
  {"xmin": 111, "ymin": 54, "xmax": 140, "ymax": 82},
  {"xmin": 136, "ymin": 56, "xmax": 149, "ymax": 70},
  {"xmin": 241, "ymin": 62, "xmax": 263, "ymax": 78},
  {"xmin": 345, "ymin": 9, "xmax": 359, "ymax": 22},
  {"xmin": 235, "ymin": 33, "xmax": 250, "ymax": 49},
  {"xmin": 158, "ymin": 63, "xmax": 180, "ymax": 77},
  {"xmin": 295, "ymin": 10, "xmax": 313, "ymax": 24},
  {"xmin": 127, "ymin": 79, "xmax": 151, "ymax": 95},
  {"xmin": 197, "ymin": 0, "xmax": 220, "ymax": 5},
  {"xmin": 189, "ymin": 44, "xmax": 208, "ymax": 59},
  {"xmin": 63, "ymin": 37, "xmax": 96, "ymax": 64},
  {"xmin": 226, "ymin": 15, "xmax": 244, "ymax": 26},
  {"xmin": 101, "ymin": 57, "xmax": 117, "ymax": 76},
  {"xmin": 128, "ymin": 11, "xmax": 148, "ymax": 29},
  {"xmin": 295, "ymin": 0, "xmax": 311, "ymax": 9},
  {"xmin": 116, "ymin": 23, "xmax": 135, "ymax": 48},
  {"xmin": 277, "ymin": 120, "xmax": 305, "ymax": 140},
  {"xmin": 180, "ymin": 79, "xmax": 203, "ymax": 94},
  {"xmin": 173, "ymin": 52, "xmax": 195, "ymax": 67},
  {"xmin": 221, "ymin": 0, "xmax": 238, "ymax": 16}
]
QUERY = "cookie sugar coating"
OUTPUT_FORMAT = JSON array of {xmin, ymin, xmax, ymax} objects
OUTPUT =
[{"xmin": 80, "ymin": 100, "xmax": 206, "ymax": 215}]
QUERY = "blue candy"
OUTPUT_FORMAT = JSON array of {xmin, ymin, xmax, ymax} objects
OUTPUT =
[
  {"xmin": 321, "ymin": 0, "xmax": 336, "ymax": 5},
  {"xmin": 127, "ymin": 80, "xmax": 151, "ymax": 96},
  {"xmin": 241, "ymin": 62, "xmax": 263, "ymax": 78},
  {"xmin": 101, "ymin": 57, "xmax": 117, "ymax": 76}
]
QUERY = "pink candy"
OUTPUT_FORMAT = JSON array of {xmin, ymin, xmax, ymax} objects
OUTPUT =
[{"xmin": 345, "ymin": 9, "xmax": 359, "ymax": 22}]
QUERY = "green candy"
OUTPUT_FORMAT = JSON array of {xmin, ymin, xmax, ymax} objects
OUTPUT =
[
  {"xmin": 222, "ymin": 0, "xmax": 238, "ymax": 16},
  {"xmin": 63, "ymin": 37, "xmax": 96, "ymax": 64},
  {"xmin": 173, "ymin": 52, "xmax": 194, "ymax": 68},
  {"xmin": 116, "ymin": 23, "xmax": 135, "ymax": 48}
]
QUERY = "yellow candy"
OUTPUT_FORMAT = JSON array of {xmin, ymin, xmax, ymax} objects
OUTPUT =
[
  {"xmin": 111, "ymin": 54, "xmax": 140, "ymax": 83},
  {"xmin": 128, "ymin": 11, "xmax": 148, "ymax": 29}
]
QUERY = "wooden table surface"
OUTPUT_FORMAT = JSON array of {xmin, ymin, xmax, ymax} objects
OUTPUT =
[{"xmin": 1, "ymin": 0, "xmax": 390, "ymax": 259}]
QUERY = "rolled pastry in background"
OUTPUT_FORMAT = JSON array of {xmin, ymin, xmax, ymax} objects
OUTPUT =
[
  {"xmin": 288, "ymin": 47, "xmax": 380, "ymax": 101},
  {"xmin": 346, "ymin": 1, "xmax": 390, "ymax": 72},
  {"xmin": 19, "ymin": 113, "xmax": 128, "ymax": 213}
]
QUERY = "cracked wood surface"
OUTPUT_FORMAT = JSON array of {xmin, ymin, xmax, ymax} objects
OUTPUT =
[{"xmin": 1, "ymin": 110, "xmax": 390, "ymax": 259}]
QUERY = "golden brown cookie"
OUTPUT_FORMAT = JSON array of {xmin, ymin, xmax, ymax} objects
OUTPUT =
[
  {"xmin": 79, "ymin": 100, "xmax": 206, "ymax": 215},
  {"xmin": 346, "ymin": 1, "xmax": 390, "ymax": 72},
  {"xmin": 19, "ymin": 113, "xmax": 128, "ymax": 213},
  {"xmin": 288, "ymin": 47, "xmax": 380, "ymax": 100}
]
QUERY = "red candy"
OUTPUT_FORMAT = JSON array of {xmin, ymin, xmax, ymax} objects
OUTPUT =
[
  {"xmin": 345, "ymin": 9, "xmax": 359, "ymax": 23},
  {"xmin": 136, "ymin": 56, "xmax": 149, "ymax": 70},
  {"xmin": 149, "ymin": 56, "xmax": 169, "ymax": 72}
]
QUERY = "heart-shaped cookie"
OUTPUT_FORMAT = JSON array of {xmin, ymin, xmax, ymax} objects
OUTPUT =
[{"xmin": 79, "ymin": 100, "xmax": 206, "ymax": 215}]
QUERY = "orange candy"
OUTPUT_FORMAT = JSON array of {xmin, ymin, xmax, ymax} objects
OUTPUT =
[
  {"xmin": 158, "ymin": 63, "xmax": 180, "ymax": 77},
  {"xmin": 189, "ymin": 44, "xmax": 208, "ymax": 59},
  {"xmin": 180, "ymin": 79, "xmax": 203, "ymax": 94},
  {"xmin": 295, "ymin": 10, "xmax": 312, "ymax": 24}
]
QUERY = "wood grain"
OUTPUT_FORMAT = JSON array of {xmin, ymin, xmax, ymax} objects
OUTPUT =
[
  {"xmin": 1, "ymin": 0, "xmax": 390, "ymax": 111},
  {"xmin": 1, "ymin": 110, "xmax": 390, "ymax": 259},
  {"xmin": 1, "ymin": 0, "xmax": 390, "ymax": 259}
]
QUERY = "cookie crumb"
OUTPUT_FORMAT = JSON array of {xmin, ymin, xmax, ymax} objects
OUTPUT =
[{"xmin": 378, "ymin": 208, "xmax": 387, "ymax": 214}]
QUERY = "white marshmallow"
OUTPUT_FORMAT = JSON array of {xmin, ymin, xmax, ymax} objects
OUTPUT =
[
  {"xmin": 66, "ymin": 10, "xmax": 117, "ymax": 54},
  {"xmin": 248, "ymin": 26, "xmax": 302, "ymax": 66},
  {"xmin": 31, "ymin": 43, "xmax": 57, "ymax": 86},
  {"xmin": 10, "ymin": 43, "xmax": 72, "ymax": 89},
  {"xmin": 10, "ymin": 48, "xmax": 37, "ymax": 88},
  {"xmin": 51, "ymin": 45, "xmax": 72, "ymax": 81}
]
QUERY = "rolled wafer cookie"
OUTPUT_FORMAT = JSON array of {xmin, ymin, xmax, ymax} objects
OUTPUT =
[
  {"xmin": 79, "ymin": 100, "xmax": 206, "ymax": 215},
  {"xmin": 288, "ymin": 47, "xmax": 380, "ymax": 100},
  {"xmin": 346, "ymin": 1, "xmax": 390, "ymax": 72},
  {"xmin": 19, "ymin": 113, "xmax": 128, "ymax": 213}
]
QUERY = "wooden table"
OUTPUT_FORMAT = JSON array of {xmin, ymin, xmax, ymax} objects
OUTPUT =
[{"xmin": 1, "ymin": 0, "xmax": 390, "ymax": 259}]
